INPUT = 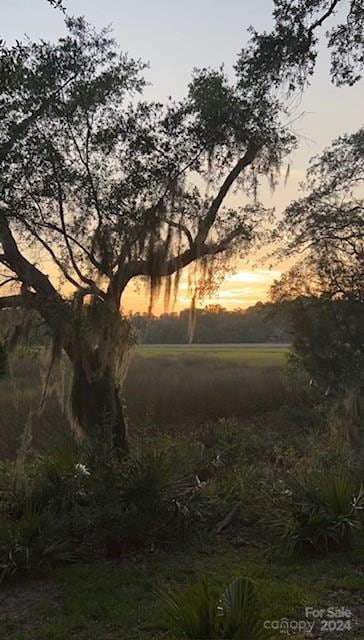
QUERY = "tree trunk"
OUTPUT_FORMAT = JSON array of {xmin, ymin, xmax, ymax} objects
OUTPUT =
[
  {"xmin": 70, "ymin": 363, "xmax": 129, "ymax": 458},
  {"xmin": 344, "ymin": 387, "xmax": 364, "ymax": 450},
  {"xmin": 36, "ymin": 297, "xmax": 132, "ymax": 458}
]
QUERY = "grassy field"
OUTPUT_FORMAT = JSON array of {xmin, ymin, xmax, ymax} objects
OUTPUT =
[
  {"xmin": 126, "ymin": 344, "xmax": 293, "ymax": 430},
  {"xmin": 0, "ymin": 345, "xmax": 293, "ymax": 459},
  {"xmin": 136, "ymin": 343, "xmax": 290, "ymax": 366}
]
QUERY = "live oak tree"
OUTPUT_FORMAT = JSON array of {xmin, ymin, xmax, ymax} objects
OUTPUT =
[
  {"xmin": 276, "ymin": 128, "xmax": 364, "ymax": 298},
  {"xmin": 272, "ymin": 129, "xmax": 364, "ymax": 438},
  {"xmin": 238, "ymin": 0, "xmax": 364, "ymax": 88},
  {"xmin": 0, "ymin": 2, "xmax": 362, "ymax": 455}
]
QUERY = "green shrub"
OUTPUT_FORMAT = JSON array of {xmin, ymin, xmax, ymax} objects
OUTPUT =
[
  {"xmin": 18, "ymin": 443, "xmax": 92, "ymax": 517},
  {"xmin": 0, "ymin": 502, "xmax": 73, "ymax": 582},
  {"xmin": 158, "ymin": 576, "xmax": 276, "ymax": 639},
  {"xmin": 269, "ymin": 470, "xmax": 364, "ymax": 553},
  {"xmin": 121, "ymin": 451, "xmax": 173, "ymax": 514}
]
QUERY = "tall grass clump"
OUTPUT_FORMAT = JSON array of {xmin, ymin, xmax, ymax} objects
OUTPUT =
[
  {"xmin": 0, "ymin": 502, "xmax": 74, "ymax": 583},
  {"xmin": 158, "ymin": 576, "xmax": 277, "ymax": 639},
  {"xmin": 269, "ymin": 469, "xmax": 364, "ymax": 554}
]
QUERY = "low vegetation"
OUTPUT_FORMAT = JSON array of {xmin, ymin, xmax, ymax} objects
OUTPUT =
[
  {"xmin": 1, "ymin": 346, "xmax": 364, "ymax": 638},
  {"xmin": 158, "ymin": 576, "xmax": 275, "ymax": 639}
]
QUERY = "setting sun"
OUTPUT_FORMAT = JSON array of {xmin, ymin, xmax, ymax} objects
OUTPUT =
[{"xmin": 122, "ymin": 268, "xmax": 282, "ymax": 313}]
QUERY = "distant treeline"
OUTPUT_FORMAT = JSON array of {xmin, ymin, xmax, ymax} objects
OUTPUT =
[
  {"xmin": 0, "ymin": 302, "xmax": 290, "ymax": 347},
  {"xmin": 131, "ymin": 302, "xmax": 290, "ymax": 344}
]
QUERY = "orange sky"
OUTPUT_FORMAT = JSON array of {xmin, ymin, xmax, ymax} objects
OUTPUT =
[{"xmin": 122, "ymin": 268, "xmax": 282, "ymax": 314}]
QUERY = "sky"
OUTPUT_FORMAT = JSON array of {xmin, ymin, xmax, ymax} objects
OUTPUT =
[{"xmin": 2, "ymin": 0, "xmax": 363, "ymax": 313}]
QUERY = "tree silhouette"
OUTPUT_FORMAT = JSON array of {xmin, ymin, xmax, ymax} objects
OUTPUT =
[{"xmin": 0, "ymin": 2, "xmax": 362, "ymax": 454}]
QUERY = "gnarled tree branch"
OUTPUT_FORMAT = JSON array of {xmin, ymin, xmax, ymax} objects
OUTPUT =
[
  {"xmin": 0, "ymin": 214, "xmax": 61, "ymax": 302},
  {"xmin": 196, "ymin": 143, "xmax": 259, "ymax": 246}
]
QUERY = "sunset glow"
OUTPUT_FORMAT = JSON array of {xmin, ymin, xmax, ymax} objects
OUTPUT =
[{"xmin": 122, "ymin": 268, "xmax": 282, "ymax": 314}]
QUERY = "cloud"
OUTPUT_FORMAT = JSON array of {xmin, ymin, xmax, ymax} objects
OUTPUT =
[{"xmin": 226, "ymin": 270, "xmax": 281, "ymax": 284}]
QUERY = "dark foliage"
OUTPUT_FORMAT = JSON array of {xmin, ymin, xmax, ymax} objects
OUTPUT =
[{"xmin": 131, "ymin": 302, "xmax": 290, "ymax": 344}]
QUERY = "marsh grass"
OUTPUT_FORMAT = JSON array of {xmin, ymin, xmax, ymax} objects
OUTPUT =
[
  {"xmin": 136, "ymin": 344, "xmax": 289, "ymax": 365},
  {"xmin": 0, "ymin": 348, "xmax": 295, "ymax": 459},
  {"xmin": 126, "ymin": 356, "xmax": 288, "ymax": 428}
]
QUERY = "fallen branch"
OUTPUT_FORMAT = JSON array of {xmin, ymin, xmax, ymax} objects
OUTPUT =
[{"xmin": 212, "ymin": 503, "xmax": 240, "ymax": 535}]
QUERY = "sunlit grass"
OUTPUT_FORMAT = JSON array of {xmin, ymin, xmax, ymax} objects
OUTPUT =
[{"xmin": 136, "ymin": 344, "xmax": 289, "ymax": 367}]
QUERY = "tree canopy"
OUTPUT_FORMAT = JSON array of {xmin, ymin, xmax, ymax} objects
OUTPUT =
[
  {"xmin": 237, "ymin": 0, "xmax": 364, "ymax": 89},
  {"xmin": 0, "ymin": 16, "xmax": 291, "ymax": 318},
  {"xmin": 1, "ymin": 1, "xmax": 363, "ymax": 319},
  {"xmin": 271, "ymin": 128, "xmax": 364, "ymax": 406},
  {"xmin": 273, "ymin": 128, "xmax": 364, "ymax": 302}
]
